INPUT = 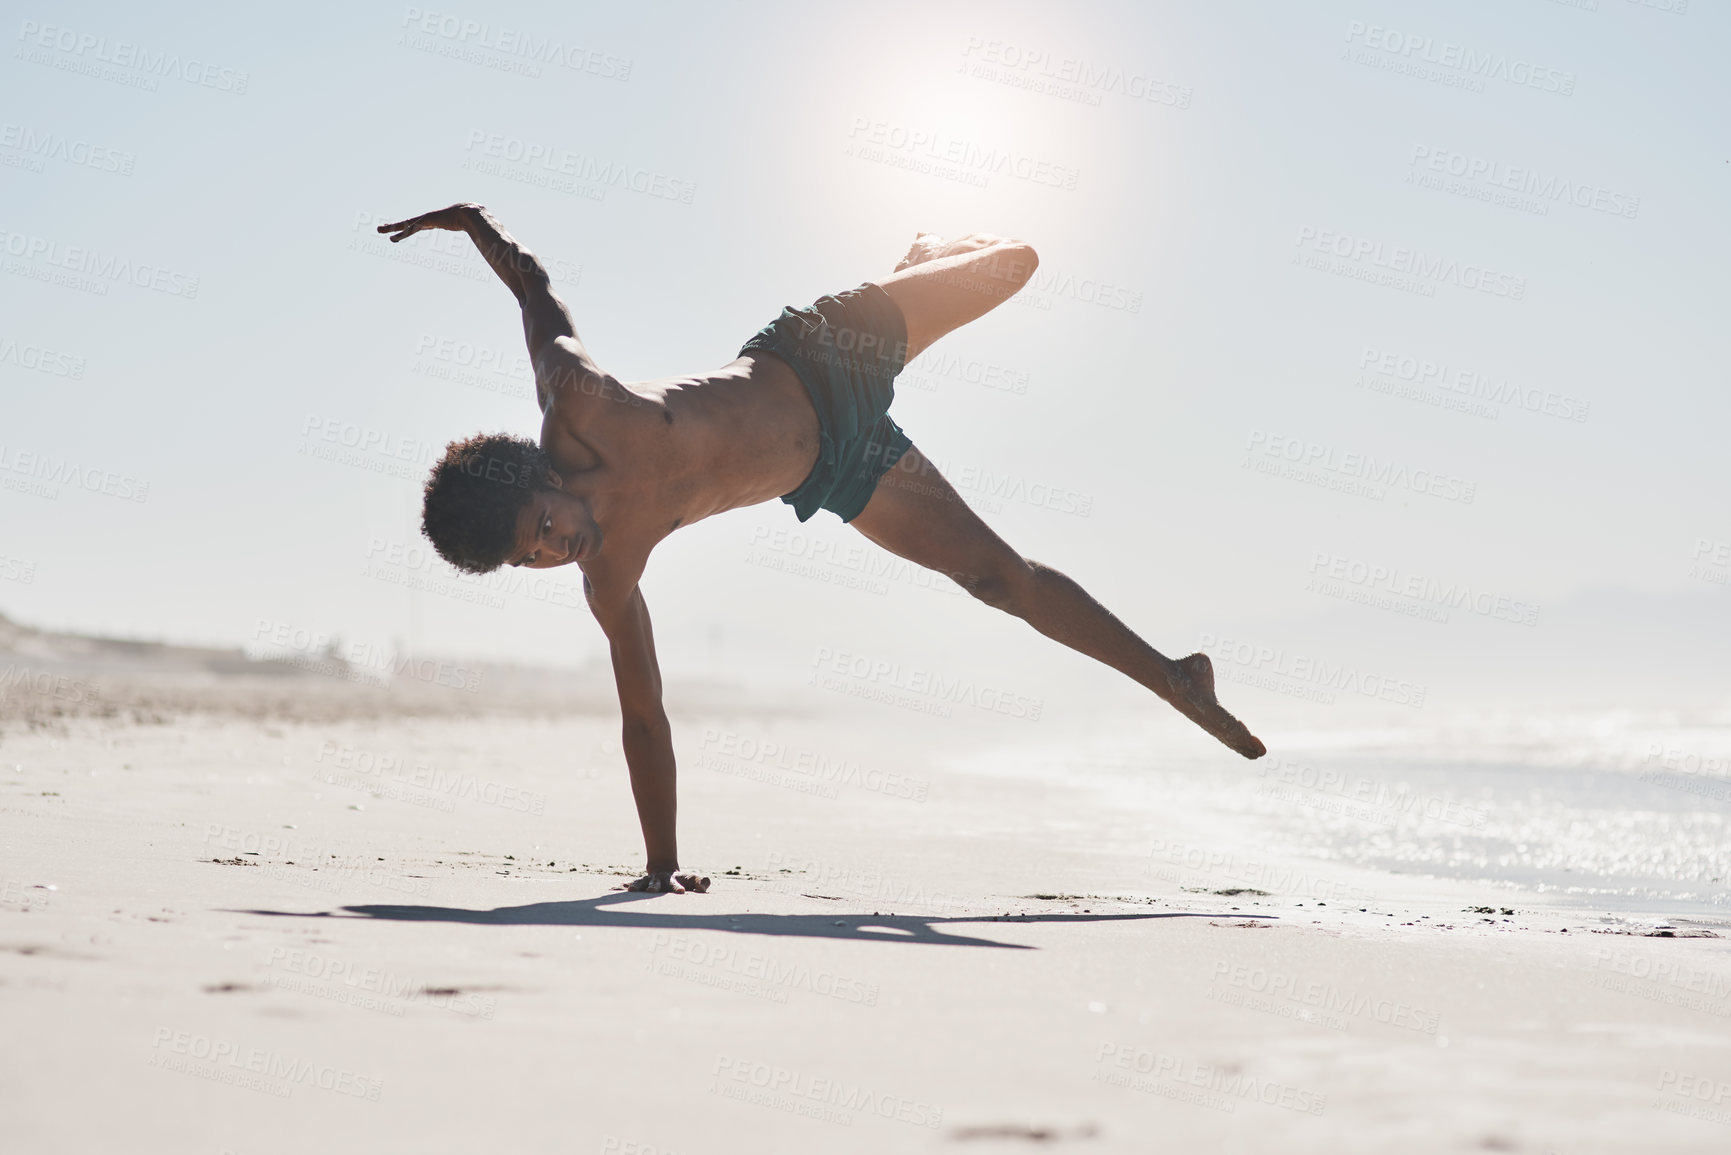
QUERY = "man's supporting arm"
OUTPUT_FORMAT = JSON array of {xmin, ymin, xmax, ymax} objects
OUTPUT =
[{"xmin": 585, "ymin": 577, "xmax": 708, "ymax": 894}]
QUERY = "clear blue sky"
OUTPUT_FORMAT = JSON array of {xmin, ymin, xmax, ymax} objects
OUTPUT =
[{"xmin": 3, "ymin": 1, "xmax": 1726, "ymax": 715}]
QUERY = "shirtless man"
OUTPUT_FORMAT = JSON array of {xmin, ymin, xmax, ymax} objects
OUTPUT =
[{"xmin": 378, "ymin": 203, "xmax": 1266, "ymax": 894}]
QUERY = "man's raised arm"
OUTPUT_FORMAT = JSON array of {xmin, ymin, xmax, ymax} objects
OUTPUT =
[
  {"xmin": 584, "ymin": 574, "xmax": 709, "ymax": 895},
  {"xmin": 377, "ymin": 203, "xmax": 606, "ymax": 405}
]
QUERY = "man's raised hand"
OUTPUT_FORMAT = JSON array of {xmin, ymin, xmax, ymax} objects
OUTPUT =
[
  {"xmin": 619, "ymin": 870, "xmax": 711, "ymax": 894},
  {"xmin": 376, "ymin": 203, "xmax": 480, "ymax": 243}
]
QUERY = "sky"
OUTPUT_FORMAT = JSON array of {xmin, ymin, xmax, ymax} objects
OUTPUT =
[{"xmin": 2, "ymin": 0, "xmax": 1727, "ymax": 724}]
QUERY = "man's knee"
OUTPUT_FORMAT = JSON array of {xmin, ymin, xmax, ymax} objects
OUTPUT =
[{"xmin": 957, "ymin": 555, "xmax": 1034, "ymax": 614}]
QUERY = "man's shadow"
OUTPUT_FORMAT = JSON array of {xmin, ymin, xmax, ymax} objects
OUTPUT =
[{"xmin": 241, "ymin": 889, "xmax": 1271, "ymax": 950}]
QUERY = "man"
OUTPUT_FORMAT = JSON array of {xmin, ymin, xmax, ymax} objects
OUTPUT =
[{"xmin": 378, "ymin": 203, "xmax": 1266, "ymax": 895}]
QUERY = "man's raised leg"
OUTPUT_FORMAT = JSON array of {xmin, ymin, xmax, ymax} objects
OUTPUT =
[{"xmin": 848, "ymin": 447, "xmax": 1266, "ymax": 759}]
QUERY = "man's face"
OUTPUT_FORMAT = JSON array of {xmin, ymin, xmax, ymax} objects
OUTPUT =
[{"xmin": 508, "ymin": 487, "xmax": 601, "ymax": 568}]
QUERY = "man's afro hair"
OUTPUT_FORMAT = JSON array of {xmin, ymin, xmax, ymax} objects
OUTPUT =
[{"xmin": 420, "ymin": 433, "xmax": 554, "ymax": 574}]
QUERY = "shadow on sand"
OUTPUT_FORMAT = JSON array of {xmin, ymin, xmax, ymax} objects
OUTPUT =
[{"xmin": 239, "ymin": 890, "xmax": 1274, "ymax": 950}]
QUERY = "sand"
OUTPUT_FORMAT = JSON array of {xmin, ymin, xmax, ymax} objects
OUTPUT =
[{"xmin": 4, "ymin": 635, "xmax": 1731, "ymax": 1154}]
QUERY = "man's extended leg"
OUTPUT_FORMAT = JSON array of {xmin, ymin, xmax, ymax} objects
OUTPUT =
[{"xmin": 848, "ymin": 447, "xmax": 1266, "ymax": 758}]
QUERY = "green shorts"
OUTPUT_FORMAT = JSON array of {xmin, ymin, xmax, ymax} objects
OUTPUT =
[{"xmin": 739, "ymin": 281, "xmax": 912, "ymax": 523}]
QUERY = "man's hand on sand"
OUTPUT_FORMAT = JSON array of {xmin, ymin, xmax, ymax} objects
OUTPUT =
[
  {"xmin": 377, "ymin": 204, "xmax": 479, "ymax": 243},
  {"xmin": 619, "ymin": 871, "xmax": 711, "ymax": 894}
]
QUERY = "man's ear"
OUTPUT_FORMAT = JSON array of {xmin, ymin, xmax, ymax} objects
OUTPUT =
[{"xmin": 544, "ymin": 467, "xmax": 563, "ymax": 489}]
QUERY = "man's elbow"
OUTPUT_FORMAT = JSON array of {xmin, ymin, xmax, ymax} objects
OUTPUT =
[{"xmin": 621, "ymin": 709, "xmax": 671, "ymax": 744}]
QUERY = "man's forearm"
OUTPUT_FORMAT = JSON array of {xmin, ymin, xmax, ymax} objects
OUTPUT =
[
  {"xmin": 622, "ymin": 715, "xmax": 680, "ymax": 871},
  {"xmin": 456, "ymin": 205, "xmax": 549, "ymax": 304}
]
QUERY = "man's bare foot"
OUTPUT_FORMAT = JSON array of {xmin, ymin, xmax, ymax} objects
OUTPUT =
[
  {"xmin": 1167, "ymin": 653, "xmax": 1266, "ymax": 759},
  {"xmin": 894, "ymin": 232, "xmax": 947, "ymax": 272},
  {"xmin": 619, "ymin": 871, "xmax": 710, "ymax": 894}
]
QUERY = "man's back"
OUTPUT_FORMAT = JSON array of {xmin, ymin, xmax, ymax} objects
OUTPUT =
[{"xmin": 537, "ymin": 349, "xmax": 822, "ymax": 564}]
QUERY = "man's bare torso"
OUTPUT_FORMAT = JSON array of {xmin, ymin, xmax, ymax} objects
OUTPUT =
[{"xmin": 536, "ymin": 344, "xmax": 822, "ymax": 580}]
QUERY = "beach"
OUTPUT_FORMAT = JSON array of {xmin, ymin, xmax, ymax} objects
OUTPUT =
[{"xmin": 4, "ymin": 629, "xmax": 1729, "ymax": 1154}]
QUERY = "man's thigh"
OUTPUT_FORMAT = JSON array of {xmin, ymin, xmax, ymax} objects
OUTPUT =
[
  {"xmin": 848, "ymin": 446, "xmax": 1023, "ymax": 592},
  {"xmin": 873, "ymin": 245, "xmax": 1033, "ymax": 362}
]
